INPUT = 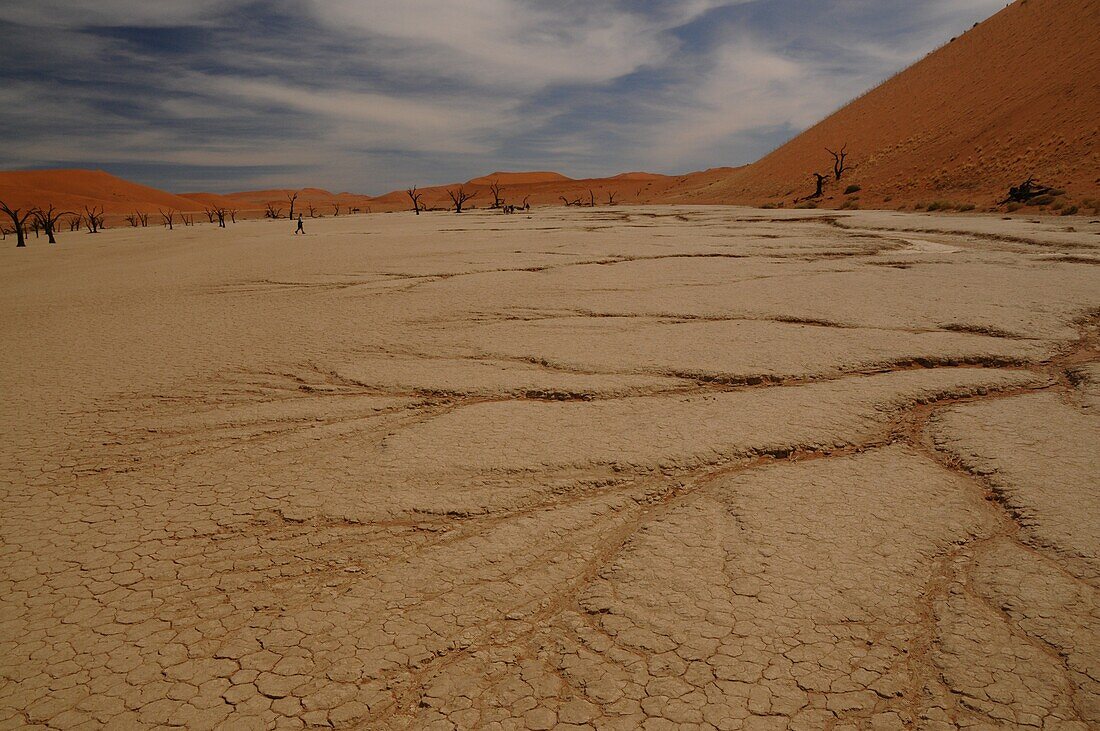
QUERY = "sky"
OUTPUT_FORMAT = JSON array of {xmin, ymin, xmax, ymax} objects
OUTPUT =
[{"xmin": 0, "ymin": 0, "xmax": 1008, "ymax": 194}]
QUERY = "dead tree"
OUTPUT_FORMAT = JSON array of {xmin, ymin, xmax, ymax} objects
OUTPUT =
[
  {"xmin": 825, "ymin": 144, "xmax": 849, "ymax": 181},
  {"xmin": 488, "ymin": 181, "xmax": 505, "ymax": 209},
  {"xmin": 203, "ymin": 207, "xmax": 216, "ymax": 224},
  {"xmin": 229, "ymin": 209, "xmax": 238, "ymax": 223},
  {"xmin": 406, "ymin": 186, "xmax": 424, "ymax": 215},
  {"xmin": 307, "ymin": 203, "xmax": 318, "ymax": 218},
  {"xmin": 447, "ymin": 186, "xmax": 477, "ymax": 213},
  {"xmin": 67, "ymin": 215, "xmax": 82, "ymax": 232},
  {"xmin": 559, "ymin": 195, "xmax": 583, "ymax": 207},
  {"xmin": 83, "ymin": 206, "xmax": 104, "ymax": 233},
  {"xmin": 138, "ymin": 212, "xmax": 149, "ymax": 227},
  {"xmin": 264, "ymin": 203, "xmax": 282, "ymax": 219},
  {"xmin": 588, "ymin": 189, "xmax": 596, "ymax": 207},
  {"xmin": 125, "ymin": 213, "xmax": 140, "ymax": 227},
  {"xmin": 213, "ymin": 207, "xmax": 227, "ymax": 228},
  {"xmin": 33, "ymin": 205, "xmax": 73, "ymax": 244},
  {"xmin": 1, "ymin": 201, "xmax": 38, "ymax": 248},
  {"xmin": 522, "ymin": 195, "xmax": 530, "ymax": 211},
  {"xmin": 160, "ymin": 209, "xmax": 175, "ymax": 230},
  {"xmin": 332, "ymin": 203, "xmax": 340, "ymax": 216},
  {"xmin": 182, "ymin": 214, "xmax": 195, "ymax": 227},
  {"xmin": 810, "ymin": 173, "xmax": 827, "ymax": 199},
  {"xmin": 286, "ymin": 191, "xmax": 299, "ymax": 220},
  {"xmin": 606, "ymin": 191, "xmax": 618, "ymax": 206},
  {"xmin": 999, "ymin": 177, "xmax": 1053, "ymax": 205}
]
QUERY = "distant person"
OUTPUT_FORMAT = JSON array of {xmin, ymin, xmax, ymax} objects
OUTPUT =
[{"xmin": 294, "ymin": 214, "xmax": 305, "ymax": 235}]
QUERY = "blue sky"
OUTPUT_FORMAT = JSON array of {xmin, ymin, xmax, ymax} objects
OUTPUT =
[{"xmin": 0, "ymin": 0, "xmax": 1007, "ymax": 194}]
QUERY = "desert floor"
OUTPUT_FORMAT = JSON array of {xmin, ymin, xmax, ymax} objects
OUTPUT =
[{"xmin": 1, "ymin": 207, "xmax": 1098, "ymax": 730}]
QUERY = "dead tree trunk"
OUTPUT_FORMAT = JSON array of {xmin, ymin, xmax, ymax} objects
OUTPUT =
[
  {"xmin": 488, "ymin": 181, "xmax": 505, "ymax": 209},
  {"xmin": 406, "ymin": 187, "xmax": 424, "ymax": 215},
  {"xmin": 214, "ymin": 208, "xmax": 227, "ymax": 228},
  {"xmin": 125, "ymin": 213, "xmax": 139, "ymax": 227},
  {"xmin": 588, "ymin": 189, "xmax": 596, "ymax": 207},
  {"xmin": 2, "ymin": 202, "xmax": 39, "ymax": 247},
  {"xmin": 286, "ymin": 192, "xmax": 299, "ymax": 220},
  {"xmin": 160, "ymin": 209, "xmax": 175, "ymax": 230},
  {"xmin": 998, "ymin": 176, "xmax": 1054, "ymax": 205},
  {"xmin": 264, "ymin": 203, "xmax": 282, "ymax": 219},
  {"xmin": 332, "ymin": 203, "xmax": 340, "ymax": 216},
  {"xmin": 33, "ymin": 205, "xmax": 72, "ymax": 244},
  {"xmin": 229, "ymin": 210, "xmax": 238, "ymax": 223},
  {"xmin": 447, "ymin": 186, "xmax": 477, "ymax": 213},
  {"xmin": 606, "ymin": 191, "xmax": 618, "ymax": 205},
  {"xmin": 83, "ymin": 206, "xmax": 104, "ymax": 233},
  {"xmin": 826, "ymin": 145, "xmax": 848, "ymax": 181},
  {"xmin": 811, "ymin": 173, "xmax": 827, "ymax": 199},
  {"xmin": 522, "ymin": 195, "xmax": 530, "ymax": 211},
  {"xmin": 307, "ymin": 203, "xmax": 317, "ymax": 218}
]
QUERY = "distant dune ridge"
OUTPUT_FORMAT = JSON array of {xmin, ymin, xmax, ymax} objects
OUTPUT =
[{"xmin": 0, "ymin": 0, "xmax": 1095, "ymax": 218}]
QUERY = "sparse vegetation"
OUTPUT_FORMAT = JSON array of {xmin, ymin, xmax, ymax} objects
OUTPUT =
[
  {"xmin": 844, "ymin": 184, "xmax": 861, "ymax": 195},
  {"xmin": 1061, "ymin": 205, "xmax": 1079, "ymax": 216}
]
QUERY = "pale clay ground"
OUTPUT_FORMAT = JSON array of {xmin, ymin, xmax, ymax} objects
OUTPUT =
[{"xmin": 1, "ymin": 206, "xmax": 1098, "ymax": 731}]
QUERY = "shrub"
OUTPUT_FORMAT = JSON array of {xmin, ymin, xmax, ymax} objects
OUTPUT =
[
  {"xmin": 1028, "ymin": 195, "xmax": 1054, "ymax": 206},
  {"xmin": 794, "ymin": 201, "xmax": 818, "ymax": 209},
  {"xmin": 926, "ymin": 200, "xmax": 953, "ymax": 211},
  {"xmin": 956, "ymin": 203, "xmax": 976, "ymax": 212},
  {"xmin": 913, "ymin": 202, "xmax": 926, "ymax": 210},
  {"xmin": 760, "ymin": 203, "xmax": 778, "ymax": 210},
  {"xmin": 1061, "ymin": 205, "xmax": 1079, "ymax": 216},
  {"xmin": 1005, "ymin": 202, "xmax": 1022, "ymax": 212},
  {"xmin": 839, "ymin": 199, "xmax": 860, "ymax": 210},
  {"xmin": 1051, "ymin": 200, "xmax": 1064, "ymax": 210},
  {"xmin": 844, "ymin": 184, "xmax": 862, "ymax": 194},
  {"xmin": 883, "ymin": 195, "xmax": 893, "ymax": 202}
]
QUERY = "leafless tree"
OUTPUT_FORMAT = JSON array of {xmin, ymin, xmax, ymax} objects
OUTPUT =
[
  {"xmin": 488, "ymin": 181, "xmax": 505, "ymax": 209},
  {"xmin": 33, "ymin": 205, "xmax": 73, "ymax": 244},
  {"xmin": 332, "ymin": 203, "xmax": 340, "ymax": 216},
  {"xmin": 559, "ymin": 195, "xmax": 583, "ymax": 207},
  {"xmin": 213, "ymin": 207, "xmax": 228, "ymax": 228},
  {"xmin": 229, "ymin": 209, "xmax": 238, "ymax": 223},
  {"xmin": 203, "ymin": 207, "xmax": 216, "ymax": 224},
  {"xmin": 522, "ymin": 195, "xmax": 530, "ymax": 211},
  {"xmin": 160, "ymin": 209, "xmax": 175, "ymax": 230},
  {"xmin": 588, "ymin": 189, "xmax": 597, "ymax": 207},
  {"xmin": 606, "ymin": 191, "xmax": 618, "ymax": 206},
  {"xmin": 83, "ymin": 206, "xmax": 105, "ymax": 233},
  {"xmin": 307, "ymin": 202, "xmax": 318, "ymax": 218},
  {"xmin": 286, "ymin": 191, "xmax": 299, "ymax": 220},
  {"xmin": 447, "ymin": 186, "xmax": 477, "ymax": 213},
  {"xmin": 138, "ymin": 212, "xmax": 149, "ymax": 227},
  {"xmin": 1, "ymin": 201, "xmax": 36, "ymax": 247},
  {"xmin": 406, "ymin": 186, "xmax": 424, "ymax": 215},
  {"xmin": 182, "ymin": 214, "xmax": 195, "ymax": 227},
  {"xmin": 264, "ymin": 203, "xmax": 282, "ymax": 219},
  {"xmin": 125, "ymin": 213, "xmax": 140, "ymax": 227},
  {"xmin": 826, "ymin": 144, "xmax": 849, "ymax": 181},
  {"xmin": 67, "ymin": 215, "xmax": 82, "ymax": 232}
]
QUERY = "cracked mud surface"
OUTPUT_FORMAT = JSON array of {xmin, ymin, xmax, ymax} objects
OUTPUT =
[{"xmin": 1, "ymin": 206, "xmax": 1098, "ymax": 730}]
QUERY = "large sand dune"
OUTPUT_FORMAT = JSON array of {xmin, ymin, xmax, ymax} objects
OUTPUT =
[
  {"xmin": 2, "ymin": 207, "xmax": 1097, "ymax": 729},
  {"xmin": 666, "ymin": 0, "xmax": 1100, "ymax": 209}
]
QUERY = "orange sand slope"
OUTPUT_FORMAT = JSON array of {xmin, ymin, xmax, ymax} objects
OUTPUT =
[
  {"xmin": 0, "ymin": 169, "xmax": 208, "ymax": 215},
  {"xmin": 667, "ymin": 0, "xmax": 1100, "ymax": 209}
]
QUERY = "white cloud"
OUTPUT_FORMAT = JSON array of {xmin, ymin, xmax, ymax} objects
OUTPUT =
[{"xmin": 309, "ymin": 0, "xmax": 737, "ymax": 88}]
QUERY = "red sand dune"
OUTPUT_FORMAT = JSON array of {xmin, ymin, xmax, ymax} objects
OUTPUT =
[
  {"xmin": 0, "ymin": 169, "xmax": 207, "ymax": 216},
  {"xmin": 665, "ymin": 0, "xmax": 1100, "ymax": 210},
  {"xmin": 466, "ymin": 171, "xmax": 572, "ymax": 186}
]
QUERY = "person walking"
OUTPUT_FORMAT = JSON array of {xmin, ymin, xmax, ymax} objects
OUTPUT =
[{"xmin": 294, "ymin": 214, "xmax": 305, "ymax": 235}]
